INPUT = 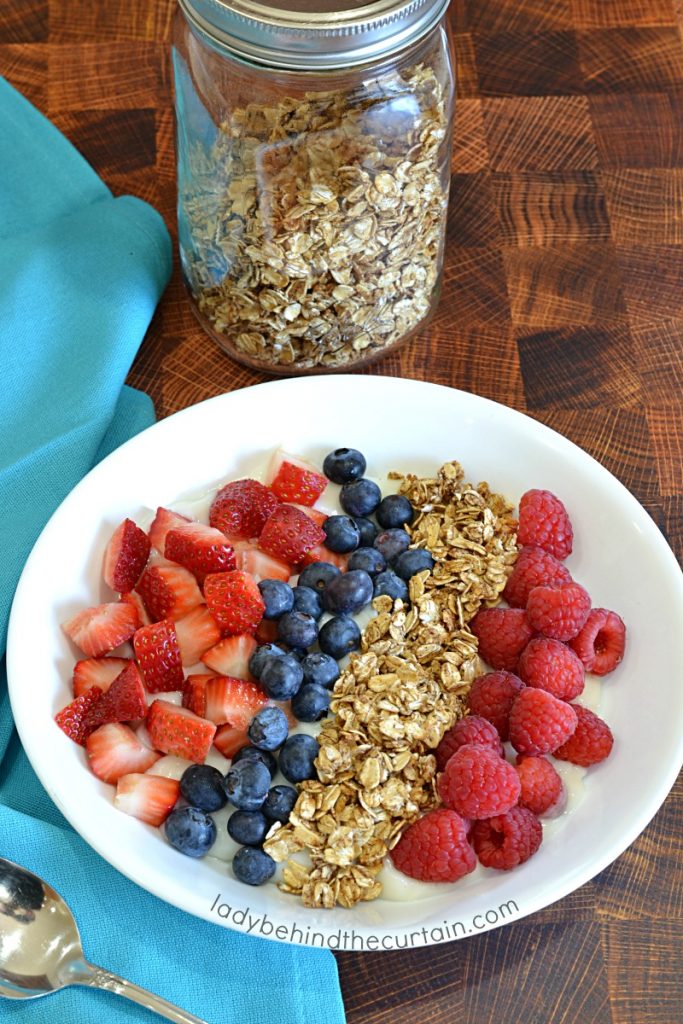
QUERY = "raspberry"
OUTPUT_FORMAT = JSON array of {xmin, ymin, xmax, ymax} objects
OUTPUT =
[
  {"xmin": 390, "ymin": 808, "xmax": 476, "ymax": 883},
  {"xmin": 568, "ymin": 608, "xmax": 626, "ymax": 676},
  {"xmin": 526, "ymin": 582, "xmax": 591, "ymax": 642},
  {"xmin": 517, "ymin": 489, "xmax": 573, "ymax": 560},
  {"xmin": 508, "ymin": 688, "xmax": 578, "ymax": 755},
  {"xmin": 503, "ymin": 546, "xmax": 573, "ymax": 608},
  {"xmin": 471, "ymin": 807, "xmax": 542, "ymax": 870},
  {"xmin": 553, "ymin": 705, "xmax": 613, "ymax": 766},
  {"xmin": 517, "ymin": 637, "xmax": 585, "ymax": 701},
  {"xmin": 435, "ymin": 715, "xmax": 503, "ymax": 771},
  {"xmin": 467, "ymin": 671, "xmax": 525, "ymax": 741},
  {"xmin": 516, "ymin": 755, "xmax": 563, "ymax": 815},
  {"xmin": 438, "ymin": 744, "xmax": 521, "ymax": 819},
  {"xmin": 470, "ymin": 607, "xmax": 534, "ymax": 671}
]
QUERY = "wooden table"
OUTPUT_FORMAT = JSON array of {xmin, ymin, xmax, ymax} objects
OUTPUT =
[{"xmin": 2, "ymin": 0, "xmax": 682, "ymax": 1021}]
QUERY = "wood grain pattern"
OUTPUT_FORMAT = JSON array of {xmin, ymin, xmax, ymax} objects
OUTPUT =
[{"xmin": 1, "ymin": 1, "xmax": 682, "ymax": 1021}]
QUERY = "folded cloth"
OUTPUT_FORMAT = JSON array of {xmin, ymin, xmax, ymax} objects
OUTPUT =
[{"xmin": 0, "ymin": 79, "xmax": 345, "ymax": 1024}]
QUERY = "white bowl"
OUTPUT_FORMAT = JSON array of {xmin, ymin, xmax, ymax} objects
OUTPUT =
[{"xmin": 7, "ymin": 376, "xmax": 683, "ymax": 951}]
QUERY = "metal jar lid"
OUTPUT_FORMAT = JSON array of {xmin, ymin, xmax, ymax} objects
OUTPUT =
[{"xmin": 178, "ymin": 0, "xmax": 450, "ymax": 70}]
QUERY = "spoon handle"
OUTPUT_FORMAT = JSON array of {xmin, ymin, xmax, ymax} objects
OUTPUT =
[{"xmin": 73, "ymin": 960, "xmax": 209, "ymax": 1024}]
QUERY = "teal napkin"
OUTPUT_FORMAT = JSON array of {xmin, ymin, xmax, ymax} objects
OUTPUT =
[{"xmin": 0, "ymin": 79, "xmax": 345, "ymax": 1024}]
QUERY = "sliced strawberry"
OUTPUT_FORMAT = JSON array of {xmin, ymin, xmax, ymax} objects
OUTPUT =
[
  {"xmin": 204, "ymin": 570, "xmax": 265, "ymax": 635},
  {"xmin": 86, "ymin": 722, "xmax": 160, "ymax": 783},
  {"xmin": 213, "ymin": 724, "xmax": 250, "ymax": 759},
  {"xmin": 115, "ymin": 773, "xmax": 180, "ymax": 826},
  {"xmin": 62, "ymin": 601, "xmax": 138, "ymax": 658},
  {"xmin": 236, "ymin": 545, "xmax": 292, "ymax": 582},
  {"xmin": 55, "ymin": 689, "xmax": 103, "ymax": 745},
  {"xmin": 148, "ymin": 507, "xmax": 192, "ymax": 554},
  {"xmin": 73, "ymin": 656, "xmax": 130, "ymax": 697},
  {"xmin": 258, "ymin": 505, "xmax": 324, "ymax": 564},
  {"xmin": 133, "ymin": 620, "xmax": 185, "ymax": 692},
  {"xmin": 255, "ymin": 618, "xmax": 279, "ymax": 643},
  {"xmin": 182, "ymin": 674, "xmax": 213, "ymax": 717},
  {"xmin": 174, "ymin": 605, "xmax": 222, "ymax": 666},
  {"xmin": 136, "ymin": 564, "xmax": 203, "ymax": 622},
  {"xmin": 291, "ymin": 504, "xmax": 327, "ymax": 528},
  {"xmin": 300, "ymin": 544, "xmax": 349, "ymax": 571},
  {"xmin": 120, "ymin": 590, "xmax": 151, "ymax": 627},
  {"xmin": 82, "ymin": 662, "xmax": 148, "ymax": 734},
  {"xmin": 266, "ymin": 451, "xmax": 328, "ymax": 506},
  {"xmin": 165, "ymin": 522, "xmax": 236, "ymax": 583},
  {"xmin": 201, "ymin": 634, "xmax": 258, "ymax": 678},
  {"xmin": 146, "ymin": 700, "xmax": 217, "ymax": 762},
  {"xmin": 209, "ymin": 479, "xmax": 280, "ymax": 539},
  {"xmin": 103, "ymin": 518, "xmax": 150, "ymax": 593},
  {"xmin": 203, "ymin": 676, "xmax": 268, "ymax": 728}
]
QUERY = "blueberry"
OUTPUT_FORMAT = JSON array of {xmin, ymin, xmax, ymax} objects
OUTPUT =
[
  {"xmin": 393, "ymin": 548, "xmax": 435, "ymax": 580},
  {"xmin": 227, "ymin": 809, "xmax": 269, "ymax": 847},
  {"xmin": 301, "ymin": 651, "xmax": 340, "ymax": 689},
  {"xmin": 297, "ymin": 561, "xmax": 341, "ymax": 592},
  {"xmin": 279, "ymin": 734, "xmax": 320, "ymax": 783},
  {"xmin": 318, "ymin": 615, "xmax": 361, "ymax": 659},
  {"xmin": 223, "ymin": 759, "xmax": 271, "ymax": 810},
  {"xmin": 248, "ymin": 642, "xmax": 286, "ymax": 680},
  {"xmin": 322, "ymin": 515, "xmax": 360, "ymax": 553},
  {"xmin": 179, "ymin": 764, "xmax": 227, "ymax": 812},
  {"xmin": 263, "ymin": 784, "xmax": 298, "ymax": 823},
  {"xmin": 232, "ymin": 846, "xmax": 276, "ymax": 886},
  {"xmin": 374, "ymin": 528, "xmax": 410, "ymax": 562},
  {"xmin": 247, "ymin": 705, "xmax": 289, "ymax": 751},
  {"xmin": 373, "ymin": 570, "xmax": 409, "ymax": 602},
  {"xmin": 353, "ymin": 516, "xmax": 378, "ymax": 547},
  {"xmin": 257, "ymin": 579, "xmax": 294, "ymax": 620},
  {"xmin": 164, "ymin": 806, "xmax": 216, "ymax": 858},
  {"xmin": 323, "ymin": 569, "xmax": 373, "ymax": 614},
  {"xmin": 231, "ymin": 745, "xmax": 277, "ymax": 779},
  {"xmin": 376, "ymin": 495, "xmax": 414, "ymax": 529},
  {"xmin": 277, "ymin": 610, "xmax": 318, "ymax": 650},
  {"xmin": 292, "ymin": 585, "xmax": 323, "ymax": 620},
  {"xmin": 340, "ymin": 478, "xmax": 382, "ymax": 517},
  {"xmin": 291, "ymin": 683, "xmax": 330, "ymax": 722},
  {"xmin": 285, "ymin": 646, "xmax": 307, "ymax": 662},
  {"xmin": 258, "ymin": 653, "xmax": 304, "ymax": 700},
  {"xmin": 348, "ymin": 546, "xmax": 386, "ymax": 576},
  {"xmin": 322, "ymin": 448, "xmax": 367, "ymax": 484}
]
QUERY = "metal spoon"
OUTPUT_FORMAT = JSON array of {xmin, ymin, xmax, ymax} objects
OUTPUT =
[{"xmin": 0, "ymin": 857, "xmax": 207, "ymax": 1023}]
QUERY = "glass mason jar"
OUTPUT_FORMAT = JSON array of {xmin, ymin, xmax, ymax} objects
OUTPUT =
[{"xmin": 173, "ymin": 0, "xmax": 455, "ymax": 374}]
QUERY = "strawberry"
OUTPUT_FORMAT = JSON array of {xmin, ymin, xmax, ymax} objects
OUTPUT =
[
  {"xmin": 291, "ymin": 504, "xmax": 328, "ymax": 527},
  {"xmin": 136, "ymin": 564, "xmax": 203, "ymax": 622},
  {"xmin": 55, "ymin": 689, "xmax": 103, "ymax": 745},
  {"xmin": 103, "ymin": 518, "xmax": 150, "ymax": 593},
  {"xmin": 146, "ymin": 699, "xmax": 217, "ymax": 762},
  {"xmin": 213, "ymin": 724, "xmax": 250, "ymax": 759},
  {"xmin": 133, "ymin": 620, "xmax": 185, "ymax": 692},
  {"xmin": 174, "ymin": 606, "xmax": 222, "ymax": 666},
  {"xmin": 182, "ymin": 674, "xmax": 213, "ymax": 717},
  {"xmin": 204, "ymin": 570, "xmax": 265, "ymax": 635},
  {"xmin": 266, "ymin": 451, "xmax": 327, "ymax": 506},
  {"xmin": 255, "ymin": 618, "xmax": 279, "ymax": 643},
  {"xmin": 235, "ymin": 545, "xmax": 291, "ymax": 582},
  {"xmin": 201, "ymin": 634, "xmax": 257, "ymax": 678},
  {"xmin": 62, "ymin": 601, "xmax": 138, "ymax": 657},
  {"xmin": 120, "ymin": 590, "xmax": 150, "ymax": 627},
  {"xmin": 73, "ymin": 656, "xmax": 130, "ymax": 697},
  {"xmin": 203, "ymin": 676, "xmax": 268, "ymax": 728},
  {"xmin": 258, "ymin": 505, "xmax": 324, "ymax": 564},
  {"xmin": 115, "ymin": 773, "xmax": 180, "ymax": 826},
  {"xmin": 300, "ymin": 544, "xmax": 349, "ymax": 571},
  {"xmin": 148, "ymin": 507, "xmax": 191, "ymax": 554},
  {"xmin": 86, "ymin": 722, "xmax": 160, "ymax": 783},
  {"xmin": 165, "ymin": 522, "xmax": 236, "ymax": 583},
  {"xmin": 81, "ymin": 662, "xmax": 148, "ymax": 734},
  {"xmin": 209, "ymin": 479, "xmax": 279, "ymax": 539}
]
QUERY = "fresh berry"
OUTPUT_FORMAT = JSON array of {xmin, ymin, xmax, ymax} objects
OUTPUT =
[
  {"xmin": 165, "ymin": 522, "xmax": 236, "ymax": 582},
  {"xmin": 232, "ymin": 745, "xmax": 277, "ymax": 778},
  {"xmin": 247, "ymin": 705, "xmax": 289, "ymax": 750},
  {"xmin": 227, "ymin": 809, "xmax": 269, "ymax": 846},
  {"xmin": 236, "ymin": 545, "xmax": 291, "ymax": 582},
  {"xmin": 516, "ymin": 755, "xmax": 563, "ymax": 815},
  {"xmin": 136, "ymin": 564, "xmax": 203, "ymax": 622},
  {"xmin": 390, "ymin": 808, "xmax": 476, "ymax": 883},
  {"xmin": 373, "ymin": 570, "xmax": 409, "ymax": 602},
  {"xmin": 85, "ymin": 723, "xmax": 160, "ymax": 783},
  {"xmin": 318, "ymin": 615, "xmax": 361, "ymax": 659},
  {"xmin": 291, "ymin": 504, "xmax": 327, "ymax": 527},
  {"xmin": 470, "ymin": 607, "xmax": 535, "ymax": 671},
  {"xmin": 299, "ymin": 544, "xmax": 349, "ymax": 570},
  {"xmin": 374, "ymin": 528, "xmax": 410, "ymax": 562},
  {"xmin": 392, "ymin": 548, "xmax": 435, "ymax": 580},
  {"xmin": 120, "ymin": 590, "xmax": 151, "ymax": 627},
  {"xmin": 55, "ymin": 689, "xmax": 107, "ymax": 745},
  {"xmin": 553, "ymin": 705, "xmax": 614, "ymax": 766},
  {"xmin": 146, "ymin": 700, "xmax": 217, "ymax": 762},
  {"xmin": 174, "ymin": 605, "xmax": 222, "ymax": 666},
  {"xmin": 517, "ymin": 637, "xmax": 585, "ymax": 701},
  {"xmin": 435, "ymin": 715, "xmax": 504, "ymax": 771},
  {"xmin": 301, "ymin": 652, "xmax": 340, "ymax": 689},
  {"xmin": 258, "ymin": 579, "xmax": 294, "ymax": 620},
  {"xmin": 323, "ymin": 569, "xmax": 373, "ymax": 614},
  {"xmin": 291, "ymin": 682, "xmax": 330, "ymax": 722},
  {"xmin": 322, "ymin": 515, "xmax": 360, "ymax": 553},
  {"xmin": 526, "ymin": 582, "xmax": 591, "ymax": 642},
  {"xmin": 348, "ymin": 547, "xmax": 386, "ymax": 576},
  {"xmin": 224, "ymin": 759, "xmax": 271, "ymax": 810},
  {"xmin": 568, "ymin": 608, "xmax": 626, "ymax": 675},
  {"xmin": 263, "ymin": 784, "xmax": 298, "ymax": 823},
  {"xmin": 353, "ymin": 516, "xmax": 378, "ymax": 547},
  {"xmin": 259, "ymin": 654, "xmax": 303, "ymax": 700},
  {"xmin": 258, "ymin": 505, "xmax": 324, "ymax": 564},
  {"xmin": 81, "ymin": 662, "xmax": 147, "ymax": 734},
  {"xmin": 62, "ymin": 601, "xmax": 138, "ymax": 658},
  {"xmin": 232, "ymin": 846, "xmax": 276, "ymax": 885},
  {"xmin": 164, "ymin": 805, "xmax": 216, "ymax": 856},
  {"xmin": 467, "ymin": 671, "xmax": 525, "ymax": 741},
  {"xmin": 517, "ymin": 489, "xmax": 573, "ymax": 559},
  {"xmin": 340, "ymin": 478, "xmax": 382, "ymax": 517},
  {"xmin": 72, "ymin": 656, "xmax": 130, "ymax": 697},
  {"xmin": 471, "ymin": 806, "xmax": 542, "ymax": 870},
  {"xmin": 204, "ymin": 570, "xmax": 265, "ymax": 635},
  {"xmin": 297, "ymin": 561, "xmax": 341, "ymax": 592},
  {"xmin": 209, "ymin": 479, "xmax": 279, "ymax": 539},
  {"xmin": 133, "ymin": 620, "xmax": 184, "ymax": 692},
  {"xmin": 291, "ymin": 585, "xmax": 323, "ymax": 620},
  {"xmin": 148, "ymin": 507, "xmax": 191, "ymax": 554},
  {"xmin": 267, "ymin": 452, "xmax": 328, "ymax": 507},
  {"xmin": 322, "ymin": 448, "xmax": 367, "ymax": 484},
  {"xmin": 179, "ymin": 764, "xmax": 227, "ymax": 812},
  {"xmin": 212, "ymin": 724, "xmax": 250, "ymax": 759},
  {"xmin": 203, "ymin": 676, "xmax": 268, "ymax": 728},
  {"xmin": 248, "ymin": 642, "xmax": 286, "ymax": 680},
  {"xmin": 376, "ymin": 495, "xmax": 414, "ymax": 529},
  {"xmin": 182, "ymin": 674, "xmax": 210, "ymax": 717},
  {"xmin": 438, "ymin": 744, "xmax": 521, "ymax": 819},
  {"xmin": 279, "ymin": 734, "xmax": 319, "ymax": 783},
  {"xmin": 115, "ymin": 773, "xmax": 180, "ymax": 826},
  {"xmin": 202, "ymin": 634, "xmax": 258, "ymax": 678},
  {"xmin": 508, "ymin": 688, "xmax": 578, "ymax": 755},
  {"xmin": 103, "ymin": 518, "xmax": 150, "ymax": 593},
  {"xmin": 277, "ymin": 610, "xmax": 318, "ymax": 649},
  {"xmin": 255, "ymin": 617, "xmax": 278, "ymax": 645},
  {"xmin": 503, "ymin": 546, "xmax": 573, "ymax": 608}
]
